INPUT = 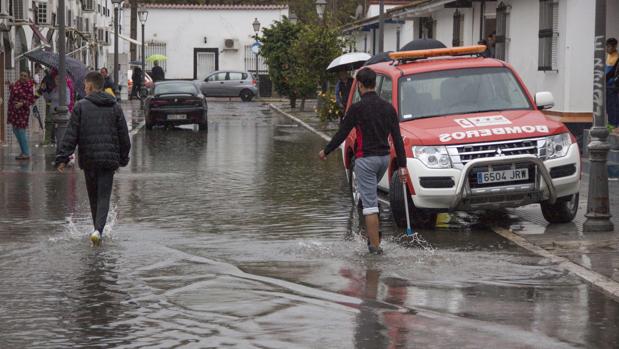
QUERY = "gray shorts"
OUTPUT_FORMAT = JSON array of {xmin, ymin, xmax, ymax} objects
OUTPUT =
[{"xmin": 355, "ymin": 155, "xmax": 390, "ymax": 216}]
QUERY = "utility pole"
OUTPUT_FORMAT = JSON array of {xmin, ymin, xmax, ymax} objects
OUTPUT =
[
  {"xmin": 54, "ymin": 0, "xmax": 69, "ymax": 147},
  {"xmin": 378, "ymin": 0, "xmax": 384, "ymax": 53},
  {"xmin": 130, "ymin": 0, "xmax": 137, "ymax": 61},
  {"xmin": 583, "ymin": 0, "xmax": 614, "ymax": 232}
]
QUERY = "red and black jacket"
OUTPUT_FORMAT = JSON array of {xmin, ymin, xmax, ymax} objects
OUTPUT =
[{"xmin": 324, "ymin": 91, "xmax": 407, "ymax": 168}]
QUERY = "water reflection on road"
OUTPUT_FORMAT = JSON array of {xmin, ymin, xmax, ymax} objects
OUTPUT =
[{"xmin": 0, "ymin": 101, "xmax": 618, "ymax": 348}]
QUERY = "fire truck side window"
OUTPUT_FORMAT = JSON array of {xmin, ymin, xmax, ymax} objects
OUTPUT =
[{"xmin": 379, "ymin": 76, "xmax": 393, "ymax": 104}]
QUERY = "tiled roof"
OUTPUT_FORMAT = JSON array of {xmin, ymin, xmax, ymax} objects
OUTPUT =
[{"xmin": 137, "ymin": 3, "xmax": 288, "ymax": 10}]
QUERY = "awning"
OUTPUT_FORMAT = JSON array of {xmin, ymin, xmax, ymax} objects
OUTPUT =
[
  {"xmin": 30, "ymin": 23, "xmax": 50, "ymax": 47},
  {"xmin": 105, "ymin": 29, "xmax": 146, "ymax": 46}
]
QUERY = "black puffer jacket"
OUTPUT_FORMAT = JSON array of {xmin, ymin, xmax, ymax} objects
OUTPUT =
[{"xmin": 56, "ymin": 92, "xmax": 131, "ymax": 170}]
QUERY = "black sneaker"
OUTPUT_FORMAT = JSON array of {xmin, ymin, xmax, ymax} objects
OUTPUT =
[{"xmin": 368, "ymin": 245, "xmax": 384, "ymax": 255}]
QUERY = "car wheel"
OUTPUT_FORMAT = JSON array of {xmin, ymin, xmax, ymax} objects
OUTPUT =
[
  {"xmin": 348, "ymin": 158, "xmax": 362, "ymax": 209},
  {"xmin": 540, "ymin": 193, "xmax": 579, "ymax": 223},
  {"xmin": 240, "ymin": 89, "xmax": 254, "ymax": 102},
  {"xmin": 389, "ymin": 171, "xmax": 436, "ymax": 229}
]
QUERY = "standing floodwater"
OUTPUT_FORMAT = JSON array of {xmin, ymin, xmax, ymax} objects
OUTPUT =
[{"xmin": 1, "ymin": 101, "xmax": 618, "ymax": 348}]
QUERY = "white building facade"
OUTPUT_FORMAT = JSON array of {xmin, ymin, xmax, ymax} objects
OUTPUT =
[
  {"xmin": 120, "ymin": 3, "xmax": 289, "ymax": 81},
  {"xmin": 344, "ymin": 0, "xmax": 619, "ymax": 122}
]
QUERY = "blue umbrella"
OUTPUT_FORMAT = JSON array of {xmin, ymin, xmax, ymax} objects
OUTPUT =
[{"xmin": 24, "ymin": 50, "xmax": 88, "ymax": 97}]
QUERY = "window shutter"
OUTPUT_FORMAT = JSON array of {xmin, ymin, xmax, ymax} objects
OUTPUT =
[
  {"xmin": 538, "ymin": 0, "xmax": 559, "ymax": 71},
  {"xmin": 452, "ymin": 10, "xmax": 462, "ymax": 47},
  {"xmin": 11, "ymin": 0, "xmax": 25, "ymax": 20}
]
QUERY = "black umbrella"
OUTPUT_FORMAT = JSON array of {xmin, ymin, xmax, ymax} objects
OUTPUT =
[
  {"xmin": 399, "ymin": 39, "xmax": 446, "ymax": 52},
  {"xmin": 25, "ymin": 50, "xmax": 88, "ymax": 97},
  {"xmin": 363, "ymin": 51, "xmax": 394, "ymax": 66}
]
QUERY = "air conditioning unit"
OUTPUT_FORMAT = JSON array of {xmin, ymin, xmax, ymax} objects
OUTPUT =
[{"xmin": 222, "ymin": 38, "xmax": 239, "ymax": 51}]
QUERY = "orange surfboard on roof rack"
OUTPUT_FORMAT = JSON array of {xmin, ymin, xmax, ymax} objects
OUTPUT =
[{"xmin": 388, "ymin": 45, "xmax": 487, "ymax": 60}]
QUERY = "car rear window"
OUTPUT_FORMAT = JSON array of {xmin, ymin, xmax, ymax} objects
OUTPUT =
[
  {"xmin": 154, "ymin": 83, "xmax": 197, "ymax": 95},
  {"xmin": 398, "ymin": 67, "xmax": 532, "ymax": 120}
]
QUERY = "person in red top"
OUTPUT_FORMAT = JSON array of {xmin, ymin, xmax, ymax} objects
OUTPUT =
[
  {"xmin": 320, "ymin": 67, "xmax": 408, "ymax": 254},
  {"xmin": 8, "ymin": 70, "xmax": 36, "ymax": 160}
]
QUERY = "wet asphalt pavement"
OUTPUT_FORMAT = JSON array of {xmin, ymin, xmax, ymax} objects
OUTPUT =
[{"xmin": 1, "ymin": 101, "xmax": 619, "ymax": 348}]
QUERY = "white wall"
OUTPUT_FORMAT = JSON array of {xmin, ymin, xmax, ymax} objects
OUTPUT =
[
  {"xmin": 124, "ymin": 7, "xmax": 288, "ymax": 79},
  {"xmin": 608, "ymin": 0, "xmax": 619, "ymax": 40}
]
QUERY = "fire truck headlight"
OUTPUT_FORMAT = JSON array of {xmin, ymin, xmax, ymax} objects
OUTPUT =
[
  {"xmin": 543, "ymin": 133, "xmax": 572, "ymax": 160},
  {"xmin": 412, "ymin": 146, "xmax": 452, "ymax": 169}
]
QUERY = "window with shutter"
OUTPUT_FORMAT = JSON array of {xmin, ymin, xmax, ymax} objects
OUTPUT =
[
  {"xmin": 35, "ymin": 2, "xmax": 49, "ymax": 25},
  {"xmin": 538, "ymin": 0, "xmax": 559, "ymax": 71},
  {"xmin": 83, "ymin": 0, "xmax": 94, "ymax": 12},
  {"xmin": 452, "ymin": 10, "xmax": 464, "ymax": 47},
  {"xmin": 495, "ymin": 2, "xmax": 509, "ymax": 61},
  {"xmin": 418, "ymin": 17, "xmax": 435, "ymax": 39},
  {"xmin": 11, "ymin": 0, "xmax": 25, "ymax": 20}
]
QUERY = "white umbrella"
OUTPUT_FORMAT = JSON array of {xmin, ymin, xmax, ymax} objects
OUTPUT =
[{"xmin": 327, "ymin": 52, "xmax": 372, "ymax": 72}]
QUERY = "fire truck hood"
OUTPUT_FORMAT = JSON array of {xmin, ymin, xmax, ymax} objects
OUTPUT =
[{"xmin": 399, "ymin": 110, "xmax": 569, "ymax": 146}]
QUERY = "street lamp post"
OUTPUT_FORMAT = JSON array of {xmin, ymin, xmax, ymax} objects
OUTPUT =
[
  {"xmin": 138, "ymin": 8, "xmax": 148, "ymax": 110},
  {"xmin": 583, "ymin": 0, "xmax": 614, "ymax": 232},
  {"xmin": 112, "ymin": 0, "xmax": 122, "ymax": 98},
  {"xmin": 252, "ymin": 18, "xmax": 260, "ymax": 98},
  {"xmin": 54, "ymin": 0, "xmax": 69, "ymax": 147}
]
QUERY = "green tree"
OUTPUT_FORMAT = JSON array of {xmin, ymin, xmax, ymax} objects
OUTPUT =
[
  {"xmin": 290, "ymin": 23, "xmax": 346, "ymax": 110},
  {"xmin": 259, "ymin": 17, "xmax": 302, "ymax": 107}
]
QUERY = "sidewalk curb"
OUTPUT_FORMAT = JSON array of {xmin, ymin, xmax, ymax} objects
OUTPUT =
[
  {"xmin": 269, "ymin": 104, "xmax": 331, "ymax": 142},
  {"xmin": 491, "ymin": 226, "xmax": 619, "ymax": 302},
  {"xmin": 272, "ymin": 101, "xmax": 619, "ymax": 302}
]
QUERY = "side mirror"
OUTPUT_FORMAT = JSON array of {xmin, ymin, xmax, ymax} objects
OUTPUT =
[{"xmin": 535, "ymin": 91, "xmax": 554, "ymax": 110}]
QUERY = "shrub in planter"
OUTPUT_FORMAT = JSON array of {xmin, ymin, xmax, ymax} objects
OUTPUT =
[{"xmin": 317, "ymin": 91, "xmax": 343, "ymax": 122}]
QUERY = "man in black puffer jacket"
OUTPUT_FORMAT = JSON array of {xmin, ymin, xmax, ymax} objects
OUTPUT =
[{"xmin": 56, "ymin": 71, "xmax": 131, "ymax": 245}]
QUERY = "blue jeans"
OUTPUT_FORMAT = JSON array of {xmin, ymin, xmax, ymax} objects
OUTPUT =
[{"xmin": 12, "ymin": 127, "xmax": 30, "ymax": 156}]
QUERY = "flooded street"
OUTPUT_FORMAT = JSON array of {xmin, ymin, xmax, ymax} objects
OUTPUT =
[{"xmin": 1, "ymin": 101, "xmax": 618, "ymax": 348}]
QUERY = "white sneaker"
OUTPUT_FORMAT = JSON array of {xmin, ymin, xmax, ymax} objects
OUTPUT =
[{"xmin": 90, "ymin": 231, "xmax": 102, "ymax": 246}]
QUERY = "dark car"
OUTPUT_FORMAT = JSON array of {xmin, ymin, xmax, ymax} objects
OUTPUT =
[{"xmin": 145, "ymin": 81, "xmax": 208, "ymax": 131}]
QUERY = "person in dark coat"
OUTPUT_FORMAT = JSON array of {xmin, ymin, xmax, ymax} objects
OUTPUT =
[
  {"xmin": 151, "ymin": 61, "xmax": 165, "ymax": 82},
  {"xmin": 130, "ymin": 66, "xmax": 143, "ymax": 100},
  {"xmin": 100, "ymin": 67, "xmax": 115, "ymax": 92},
  {"xmin": 55, "ymin": 71, "xmax": 131, "ymax": 245}
]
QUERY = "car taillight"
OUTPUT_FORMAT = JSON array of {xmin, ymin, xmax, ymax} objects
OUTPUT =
[
  {"xmin": 252, "ymin": 79, "xmax": 256, "ymax": 86},
  {"xmin": 151, "ymin": 99, "xmax": 168, "ymax": 107}
]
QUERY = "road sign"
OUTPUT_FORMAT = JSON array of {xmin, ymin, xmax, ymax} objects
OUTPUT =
[{"xmin": 251, "ymin": 42, "xmax": 262, "ymax": 55}]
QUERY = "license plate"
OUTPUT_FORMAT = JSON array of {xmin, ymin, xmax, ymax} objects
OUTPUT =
[
  {"xmin": 477, "ymin": 168, "xmax": 529, "ymax": 184},
  {"xmin": 167, "ymin": 114, "xmax": 186, "ymax": 120}
]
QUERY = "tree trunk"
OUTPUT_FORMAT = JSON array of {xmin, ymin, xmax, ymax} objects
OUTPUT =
[
  {"xmin": 300, "ymin": 98, "xmax": 306, "ymax": 112},
  {"xmin": 130, "ymin": 0, "xmax": 138, "ymax": 61},
  {"xmin": 290, "ymin": 94, "xmax": 297, "ymax": 109}
]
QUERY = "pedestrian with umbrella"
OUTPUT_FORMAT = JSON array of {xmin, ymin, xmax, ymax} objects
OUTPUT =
[
  {"xmin": 327, "ymin": 52, "xmax": 372, "ymax": 122},
  {"xmin": 151, "ymin": 60, "xmax": 165, "ymax": 82},
  {"xmin": 8, "ymin": 70, "xmax": 36, "ymax": 160}
]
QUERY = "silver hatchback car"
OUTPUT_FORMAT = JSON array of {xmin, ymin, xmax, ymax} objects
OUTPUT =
[{"xmin": 199, "ymin": 71, "xmax": 258, "ymax": 102}]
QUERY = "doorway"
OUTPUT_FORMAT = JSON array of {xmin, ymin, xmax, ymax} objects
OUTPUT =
[{"xmin": 194, "ymin": 48, "xmax": 218, "ymax": 81}]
